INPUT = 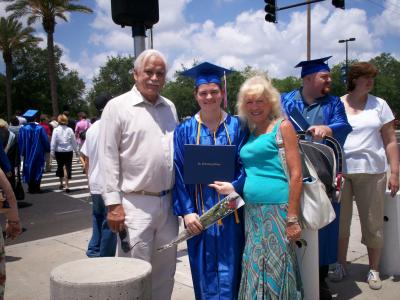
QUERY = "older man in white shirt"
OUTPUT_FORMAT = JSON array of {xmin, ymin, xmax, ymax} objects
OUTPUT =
[{"xmin": 98, "ymin": 49, "xmax": 178, "ymax": 300}]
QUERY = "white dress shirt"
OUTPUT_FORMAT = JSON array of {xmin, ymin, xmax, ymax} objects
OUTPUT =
[
  {"xmin": 99, "ymin": 85, "xmax": 178, "ymax": 206},
  {"xmin": 80, "ymin": 121, "xmax": 103, "ymax": 194}
]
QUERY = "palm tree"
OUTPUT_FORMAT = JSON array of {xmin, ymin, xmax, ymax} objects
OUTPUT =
[
  {"xmin": 3, "ymin": 0, "xmax": 93, "ymax": 116},
  {"xmin": 0, "ymin": 16, "xmax": 41, "ymax": 121}
]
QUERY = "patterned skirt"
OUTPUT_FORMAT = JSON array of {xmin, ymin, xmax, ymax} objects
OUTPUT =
[{"xmin": 238, "ymin": 204, "xmax": 303, "ymax": 300}]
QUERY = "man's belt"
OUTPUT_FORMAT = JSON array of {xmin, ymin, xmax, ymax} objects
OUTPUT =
[{"xmin": 131, "ymin": 190, "xmax": 171, "ymax": 197}]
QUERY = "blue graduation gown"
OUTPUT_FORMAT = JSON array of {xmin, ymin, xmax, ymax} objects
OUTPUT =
[
  {"xmin": 281, "ymin": 89, "xmax": 352, "ymax": 266},
  {"xmin": 173, "ymin": 113, "xmax": 248, "ymax": 300},
  {"xmin": 18, "ymin": 123, "xmax": 50, "ymax": 182}
]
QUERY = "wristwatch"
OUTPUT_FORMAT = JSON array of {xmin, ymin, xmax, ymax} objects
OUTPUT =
[{"xmin": 287, "ymin": 216, "xmax": 299, "ymax": 225}]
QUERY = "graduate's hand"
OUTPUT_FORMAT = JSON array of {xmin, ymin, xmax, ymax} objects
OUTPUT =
[
  {"xmin": 308, "ymin": 125, "xmax": 332, "ymax": 141},
  {"xmin": 107, "ymin": 204, "xmax": 125, "ymax": 232},
  {"xmin": 184, "ymin": 213, "xmax": 203, "ymax": 235},
  {"xmin": 208, "ymin": 181, "xmax": 235, "ymax": 195}
]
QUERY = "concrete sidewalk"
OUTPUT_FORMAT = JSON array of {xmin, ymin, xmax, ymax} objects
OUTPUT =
[{"xmin": 4, "ymin": 205, "xmax": 400, "ymax": 300}]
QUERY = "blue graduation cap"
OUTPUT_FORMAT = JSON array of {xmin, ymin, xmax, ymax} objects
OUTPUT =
[
  {"xmin": 22, "ymin": 109, "xmax": 39, "ymax": 118},
  {"xmin": 181, "ymin": 62, "xmax": 233, "ymax": 87},
  {"xmin": 295, "ymin": 56, "xmax": 332, "ymax": 78}
]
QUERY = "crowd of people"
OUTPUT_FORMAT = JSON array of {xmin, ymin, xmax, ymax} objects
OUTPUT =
[
  {"xmin": 0, "ymin": 108, "xmax": 99, "ymax": 299},
  {"xmin": 0, "ymin": 48, "xmax": 398, "ymax": 300}
]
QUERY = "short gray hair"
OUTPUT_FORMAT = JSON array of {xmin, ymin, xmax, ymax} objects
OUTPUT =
[{"xmin": 133, "ymin": 49, "xmax": 168, "ymax": 72}]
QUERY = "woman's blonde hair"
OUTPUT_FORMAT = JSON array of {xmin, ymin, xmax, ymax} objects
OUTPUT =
[
  {"xmin": 57, "ymin": 114, "xmax": 68, "ymax": 125},
  {"xmin": 236, "ymin": 75, "xmax": 282, "ymax": 129}
]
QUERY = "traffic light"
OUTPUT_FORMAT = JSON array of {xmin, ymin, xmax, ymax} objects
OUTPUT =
[
  {"xmin": 111, "ymin": 0, "xmax": 159, "ymax": 28},
  {"xmin": 265, "ymin": 0, "xmax": 277, "ymax": 23},
  {"xmin": 332, "ymin": 0, "xmax": 345, "ymax": 9}
]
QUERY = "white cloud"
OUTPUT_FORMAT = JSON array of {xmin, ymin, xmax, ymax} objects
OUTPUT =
[
  {"xmin": 372, "ymin": 0, "xmax": 400, "ymax": 37},
  {"xmin": 64, "ymin": 0, "xmax": 394, "ymax": 87}
]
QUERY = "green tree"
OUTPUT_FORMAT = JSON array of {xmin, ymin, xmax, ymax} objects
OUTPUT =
[
  {"xmin": 12, "ymin": 45, "xmax": 86, "ymax": 116},
  {"xmin": 163, "ymin": 70, "xmax": 197, "ymax": 120},
  {"xmin": 4, "ymin": 0, "xmax": 93, "ymax": 116},
  {"xmin": 0, "ymin": 16, "xmax": 41, "ymax": 120},
  {"xmin": 370, "ymin": 53, "xmax": 400, "ymax": 117},
  {"xmin": 272, "ymin": 76, "xmax": 302, "ymax": 94},
  {"xmin": 87, "ymin": 55, "xmax": 134, "ymax": 115}
]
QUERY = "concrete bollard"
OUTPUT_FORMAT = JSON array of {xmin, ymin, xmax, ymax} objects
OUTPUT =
[{"xmin": 50, "ymin": 257, "xmax": 152, "ymax": 300}]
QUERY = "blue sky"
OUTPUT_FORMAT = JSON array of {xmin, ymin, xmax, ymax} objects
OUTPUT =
[{"xmin": 1, "ymin": 0, "xmax": 400, "ymax": 89}]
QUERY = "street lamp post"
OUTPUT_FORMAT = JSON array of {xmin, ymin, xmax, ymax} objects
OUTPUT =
[{"xmin": 338, "ymin": 37, "xmax": 356, "ymax": 82}]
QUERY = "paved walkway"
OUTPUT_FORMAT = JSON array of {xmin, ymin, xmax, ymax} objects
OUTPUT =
[{"xmin": 5, "ymin": 202, "xmax": 400, "ymax": 299}]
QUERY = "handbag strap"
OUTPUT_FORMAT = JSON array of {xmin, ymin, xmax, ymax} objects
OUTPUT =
[
  {"xmin": 276, "ymin": 121, "xmax": 311, "ymax": 181},
  {"xmin": 275, "ymin": 120, "xmax": 289, "ymax": 179}
]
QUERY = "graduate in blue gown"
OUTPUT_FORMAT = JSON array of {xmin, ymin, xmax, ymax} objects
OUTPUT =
[
  {"xmin": 173, "ymin": 62, "xmax": 248, "ymax": 300},
  {"xmin": 18, "ymin": 109, "xmax": 50, "ymax": 193},
  {"xmin": 281, "ymin": 57, "xmax": 351, "ymax": 300}
]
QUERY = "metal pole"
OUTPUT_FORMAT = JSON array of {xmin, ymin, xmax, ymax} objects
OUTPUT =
[
  {"xmin": 132, "ymin": 25, "xmax": 146, "ymax": 57},
  {"xmin": 307, "ymin": 1, "xmax": 311, "ymax": 60},
  {"xmin": 345, "ymin": 40, "xmax": 349, "ymax": 76}
]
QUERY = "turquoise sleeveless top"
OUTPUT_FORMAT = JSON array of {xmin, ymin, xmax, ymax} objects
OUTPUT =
[{"xmin": 239, "ymin": 120, "xmax": 289, "ymax": 204}]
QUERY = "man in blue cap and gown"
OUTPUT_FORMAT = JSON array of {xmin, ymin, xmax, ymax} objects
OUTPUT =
[
  {"xmin": 281, "ymin": 57, "xmax": 352, "ymax": 300},
  {"xmin": 18, "ymin": 109, "xmax": 50, "ymax": 193},
  {"xmin": 173, "ymin": 62, "xmax": 248, "ymax": 300}
]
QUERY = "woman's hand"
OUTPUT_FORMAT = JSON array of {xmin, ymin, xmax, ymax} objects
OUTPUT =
[
  {"xmin": 5, "ymin": 220, "xmax": 22, "ymax": 240},
  {"xmin": 208, "ymin": 181, "xmax": 235, "ymax": 195},
  {"xmin": 184, "ymin": 213, "xmax": 203, "ymax": 234},
  {"xmin": 286, "ymin": 222, "xmax": 301, "ymax": 241},
  {"xmin": 388, "ymin": 172, "xmax": 399, "ymax": 197}
]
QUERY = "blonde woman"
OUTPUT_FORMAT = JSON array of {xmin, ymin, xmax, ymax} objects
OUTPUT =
[
  {"xmin": 50, "ymin": 114, "xmax": 78, "ymax": 193},
  {"xmin": 237, "ymin": 75, "xmax": 303, "ymax": 299}
]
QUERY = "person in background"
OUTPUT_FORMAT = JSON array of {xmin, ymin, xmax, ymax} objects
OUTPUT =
[
  {"xmin": 75, "ymin": 112, "xmax": 90, "ymax": 150},
  {"xmin": 281, "ymin": 56, "xmax": 352, "ymax": 300},
  {"xmin": 0, "ymin": 119, "xmax": 19, "ymax": 190},
  {"xmin": 0, "ymin": 168, "xmax": 22, "ymax": 300},
  {"xmin": 18, "ymin": 109, "xmax": 50, "ymax": 194},
  {"xmin": 98, "ymin": 49, "xmax": 178, "ymax": 300},
  {"xmin": 14, "ymin": 110, "xmax": 26, "ymax": 126},
  {"xmin": 236, "ymin": 75, "xmax": 303, "ymax": 299},
  {"xmin": 329, "ymin": 62, "xmax": 399, "ymax": 290},
  {"xmin": 39, "ymin": 114, "xmax": 52, "ymax": 172},
  {"xmin": 173, "ymin": 62, "xmax": 247, "ymax": 300},
  {"xmin": 75, "ymin": 112, "xmax": 90, "ymax": 170},
  {"xmin": 81, "ymin": 93, "xmax": 117, "ymax": 257},
  {"xmin": 8, "ymin": 117, "xmax": 21, "ymax": 140},
  {"xmin": 62, "ymin": 110, "xmax": 76, "ymax": 132},
  {"xmin": 50, "ymin": 114, "xmax": 78, "ymax": 193}
]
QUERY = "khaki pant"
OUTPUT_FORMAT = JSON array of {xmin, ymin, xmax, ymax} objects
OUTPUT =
[
  {"xmin": 118, "ymin": 192, "xmax": 178, "ymax": 300},
  {"xmin": 339, "ymin": 173, "xmax": 386, "ymax": 249}
]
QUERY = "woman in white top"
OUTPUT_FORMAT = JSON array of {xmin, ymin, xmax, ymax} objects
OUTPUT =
[
  {"xmin": 329, "ymin": 62, "xmax": 399, "ymax": 290},
  {"xmin": 50, "ymin": 114, "xmax": 78, "ymax": 193}
]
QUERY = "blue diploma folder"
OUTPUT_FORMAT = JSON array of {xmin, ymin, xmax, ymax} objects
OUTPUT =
[
  {"xmin": 289, "ymin": 106, "xmax": 310, "ymax": 131},
  {"xmin": 184, "ymin": 144, "xmax": 236, "ymax": 184}
]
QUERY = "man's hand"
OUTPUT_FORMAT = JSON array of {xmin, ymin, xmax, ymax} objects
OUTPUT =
[
  {"xmin": 184, "ymin": 213, "xmax": 203, "ymax": 235},
  {"xmin": 308, "ymin": 125, "xmax": 332, "ymax": 140},
  {"xmin": 107, "ymin": 204, "xmax": 125, "ymax": 232},
  {"xmin": 208, "ymin": 181, "xmax": 235, "ymax": 195}
]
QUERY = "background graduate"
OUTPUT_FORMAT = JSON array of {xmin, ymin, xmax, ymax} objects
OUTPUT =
[
  {"xmin": 18, "ymin": 109, "xmax": 50, "ymax": 193},
  {"xmin": 173, "ymin": 62, "xmax": 248, "ymax": 300}
]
